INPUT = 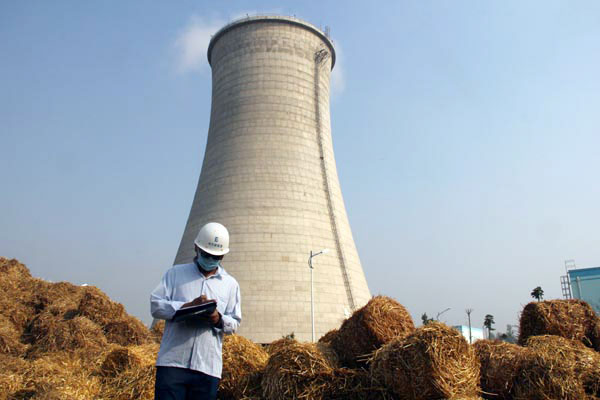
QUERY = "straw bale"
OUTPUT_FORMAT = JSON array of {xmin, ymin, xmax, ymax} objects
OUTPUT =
[
  {"xmin": 322, "ymin": 368, "xmax": 392, "ymax": 400},
  {"xmin": 261, "ymin": 341, "xmax": 338, "ymax": 400},
  {"xmin": 0, "ymin": 314, "xmax": 28, "ymax": 357},
  {"xmin": 77, "ymin": 285, "xmax": 126, "ymax": 327},
  {"xmin": 103, "ymin": 315, "xmax": 153, "ymax": 346},
  {"xmin": 0, "ymin": 257, "xmax": 32, "ymax": 280},
  {"xmin": 473, "ymin": 340, "xmax": 530, "ymax": 399},
  {"xmin": 0, "ymin": 354, "xmax": 28, "ymax": 399},
  {"xmin": 317, "ymin": 328, "xmax": 338, "ymax": 345},
  {"xmin": 370, "ymin": 322, "xmax": 480, "ymax": 400},
  {"xmin": 331, "ymin": 296, "xmax": 415, "ymax": 368},
  {"xmin": 100, "ymin": 346, "xmax": 144, "ymax": 378},
  {"xmin": 16, "ymin": 351, "xmax": 103, "ymax": 400},
  {"xmin": 519, "ymin": 299, "xmax": 600, "ymax": 350},
  {"xmin": 525, "ymin": 335, "xmax": 600, "ymax": 398},
  {"xmin": 513, "ymin": 347, "xmax": 586, "ymax": 399},
  {"xmin": 99, "ymin": 343, "xmax": 159, "ymax": 400},
  {"xmin": 24, "ymin": 313, "xmax": 107, "ymax": 356},
  {"xmin": 265, "ymin": 337, "xmax": 296, "ymax": 355},
  {"xmin": 0, "ymin": 259, "xmax": 39, "ymax": 331},
  {"xmin": 219, "ymin": 334, "xmax": 269, "ymax": 400}
]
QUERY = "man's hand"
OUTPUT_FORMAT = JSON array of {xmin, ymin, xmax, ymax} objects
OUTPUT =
[
  {"xmin": 207, "ymin": 308, "xmax": 222, "ymax": 327},
  {"xmin": 182, "ymin": 295, "xmax": 208, "ymax": 308},
  {"xmin": 181, "ymin": 295, "xmax": 222, "ymax": 327}
]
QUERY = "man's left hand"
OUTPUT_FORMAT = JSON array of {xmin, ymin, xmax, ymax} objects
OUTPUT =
[{"xmin": 207, "ymin": 309, "xmax": 222, "ymax": 327}]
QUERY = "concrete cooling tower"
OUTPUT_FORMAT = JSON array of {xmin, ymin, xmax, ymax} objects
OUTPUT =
[{"xmin": 174, "ymin": 15, "xmax": 371, "ymax": 343}]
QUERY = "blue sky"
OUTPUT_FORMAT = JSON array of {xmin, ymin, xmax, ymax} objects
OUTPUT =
[{"xmin": 2, "ymin": 1, "xmax": 599, "ymax": 334}]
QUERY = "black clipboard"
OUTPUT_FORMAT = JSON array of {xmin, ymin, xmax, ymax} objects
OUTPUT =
[{"xmin": 172, "ymin": 300, "xmax": 217, "ymax": 322}]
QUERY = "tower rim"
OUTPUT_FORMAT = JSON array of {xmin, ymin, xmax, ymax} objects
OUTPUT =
[{"xmin": 207, "ymin": 15, "xmax": 336, "ymax": 70}]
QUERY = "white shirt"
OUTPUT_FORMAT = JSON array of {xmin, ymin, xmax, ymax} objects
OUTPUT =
[{"xmin": 150, "ymin": 262, "xmax": 242, "ymax": 378}]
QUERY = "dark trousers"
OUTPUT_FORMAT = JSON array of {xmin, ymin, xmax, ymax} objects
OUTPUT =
[{"xmin": 155, "ymin": 366, "xmax": 219, "ymax": 400}]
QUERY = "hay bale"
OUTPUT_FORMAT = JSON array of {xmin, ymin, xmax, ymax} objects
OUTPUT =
[
  {"xmin": 318, "ymin": 328, "xmax": 338, "ymax": 345},
  {"xmin": 513, "ymin": 346, "xmax": 586, "ymax": 399},
  {"xmin": 103, "ymin": 316, "xmax": 153, "ymax": 346},
  {"xmin": 265, "ymin": 337, "xmax": 296, "ymax": 355},
  {"xmin": 17, "ymin": 351, "xmax": 103, "ymax": 400},
  {"xmin": 77, "ymin": 286, "xmax": 126, "ymax": 327},
  {"xmin": 519, "ymin": 300, "xmax": 600, "ymax": 350},
  {"xmin": 323, "ymin": 368, "xmax": 391, "ymax": 400},
  {"xmin": 220, "ymin": 334, "xmax": 269, "ymax": 400},
  {"xmin": 24, "ymin": 313, "xmax": 107, "ymax": 356},
  {"xmin": 0, "ymin": 257, "xmax": 32, "ymax": 280},
  {"xmin": 0, "ymin": 354, "xmax": 29, "ymax": 398},
  {"xmin": 100, "ymin": 346, "xmax": 144, "ymax": 378},
  {"xmin": 99, "ymin": 343, "xmax": 159, "ymax": 400},
  {"xmin": 473, "ymin": 340, "xmax": 530, "ymax": 399},
  {"xmin": 370, "ymin": 322, "xmax": 480, "ymax": 400},
  {"xmin": 525, "ymin": 335, "xmax": 600, "ymax": 398},
  {"xmin": 0, "ymin": 259, "xmax": 40, "ymax": 331},
  {"xmin": 331, "ymin": 296, "xmax": 414, "ymax": 368},
  {"xmin": 261, "ymin": 340, "xmax": 338, "ymax": 400},
  {"xmin": 0, "ymin": 314, "xmax": 28, "ymax": 357}
]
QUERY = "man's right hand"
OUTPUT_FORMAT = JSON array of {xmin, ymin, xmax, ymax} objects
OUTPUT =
[{"xmin": 182, "ymin": 295, "xmax": 208, "ymax": 308}]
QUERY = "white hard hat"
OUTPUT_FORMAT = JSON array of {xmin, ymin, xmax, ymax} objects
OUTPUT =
[{"xmin": 194, "ymin": 222, "xmax": 230, "ymax": 256}]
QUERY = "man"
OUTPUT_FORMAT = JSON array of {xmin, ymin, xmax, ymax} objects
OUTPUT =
[{"xmin": 151, "ymin": 222, "xmax": 242, "ymax": 400}]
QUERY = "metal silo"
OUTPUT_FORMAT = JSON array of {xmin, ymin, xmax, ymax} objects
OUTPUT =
[{"xmin": 175, "ymin": 15, "xmax": 371, "ymax": 343}]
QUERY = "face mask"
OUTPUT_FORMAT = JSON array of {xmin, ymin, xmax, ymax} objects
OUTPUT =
[{"xmin": 196, "ymin": 250, "xmax": 220, "ymax": 271}]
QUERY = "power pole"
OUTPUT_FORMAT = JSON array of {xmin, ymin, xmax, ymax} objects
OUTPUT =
[{"xmin": 466, "ymin": 308, "xmax": 473, "ymax": 344}]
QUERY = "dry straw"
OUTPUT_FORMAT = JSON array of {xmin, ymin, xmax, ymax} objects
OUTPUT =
[
  {"xmin": 519, "ymin": 299, "xmax": 600, "ymax": 350},
  {"xmin": 331, "ymin": 296, "xmax": 415, "ymax": 368},
  {"xmin": 265, "ymin": 336, "xmax": 296, "ymax": 355},
  {"xmin": 150, "ymin": 319, "xmax": 165, "ymax": 343},
  {"xmin": 24, "ymin": 313, "xmax": 108, "ymax": 357},
  {"xmin": 0, "ymin": 258, "xmax": 161, "ymax": 399},
  {"xmin": 99, "ymin": 343, "xmax": 159, "ymax": 400},
  {"xmin": 474, "ymin": 335, "xmax": 600, "ymax": 400},
  {"xmin": 219, "ymin": 334, "xmax": 269, "ymax": 400},
  {"xmin": 16, "ymin": 350, "xmax": 104, "ymax": 400},
  {"xmin": 0, "ymin": 314, "xmax": 28, "ymax": 357},
  {"xmin": 261, "ymin": 340, "xmax": 338, "ymax": 400},
  {"xmin": 523, "ymin": 335, "xmax": 600, "ymax": 399},
  {"xmin": 323, "ymin": 368, "xmax": 392, "ymax": 400},
  {"xmin": 317, "ymin": 328, "xmax": 338, "ymax": 345},
  {"xmin": 370, "ymin": 322, "xmax": 481, "ymax": 400},
  {"xmin": 473, "ymin": 339, "xmax": 530, "ymax": 400}
]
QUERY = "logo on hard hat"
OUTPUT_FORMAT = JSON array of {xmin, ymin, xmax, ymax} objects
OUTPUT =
[{"xmin": 215, "ymin": 237, "xmax": 219, "ymax": 242}]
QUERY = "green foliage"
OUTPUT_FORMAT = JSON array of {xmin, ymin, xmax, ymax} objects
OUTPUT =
[{"xmin": 531, "ymin": 286, "xmax": 544, "ymax": 301}]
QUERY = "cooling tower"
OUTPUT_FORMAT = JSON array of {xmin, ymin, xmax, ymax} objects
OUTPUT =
[{"xmin": 174, "ymin": 16, "xmax": 371, "ymax": 343}]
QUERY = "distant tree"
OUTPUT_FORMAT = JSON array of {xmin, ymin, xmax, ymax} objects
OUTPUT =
[
  {"xmin": 484, "ymin": 314, "xmax": 495, "ymax": 339},
  {"xmin": 421, "ymin": 313, "xmax": 433, "ymax": 325},
  {"xmin": 531, "ymin": 286, "xmax": 544, "ymax": 302}
]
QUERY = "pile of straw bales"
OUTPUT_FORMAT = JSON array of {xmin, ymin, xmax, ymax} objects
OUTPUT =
[
  {"xmin": 519, "ymin": 299, "xmax": 600, "ymax": 350},
  {"xmin": 0, "ymin": 257, "xmax": 159, "ymax": 399},
  {"xmin": 474, "ymin": 335, "xmax": 600, "ymax": 399},
  {"xmin": 3, "ymin": 256, "xmax": 600, "ymax": 400},
  {"xmin": 473, "ymin": 301, "xmax": 600, "ymax": 400}
]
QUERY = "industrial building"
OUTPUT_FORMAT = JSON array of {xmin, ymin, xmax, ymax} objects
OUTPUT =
[
  {"xmin": 561, "ymin": 262, "xmax": 600, "ymax": 314},
  {"xmin": 452, "ymin": 325, "xmax": 485, "ymax": 343},
  {"xmin": 175, "ymin": 16, "xmax": 371, "ymax": 343}
]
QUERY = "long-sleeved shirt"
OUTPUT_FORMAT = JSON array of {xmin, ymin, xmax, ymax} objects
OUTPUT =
[{"xmin": 150, "ymin": 262, "xmax": 242, "ymax": 378}]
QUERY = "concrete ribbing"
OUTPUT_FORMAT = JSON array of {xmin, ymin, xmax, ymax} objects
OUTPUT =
[{"xmin": 174, "ymin": 16, "xmax": 371, "ymax": 343}]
